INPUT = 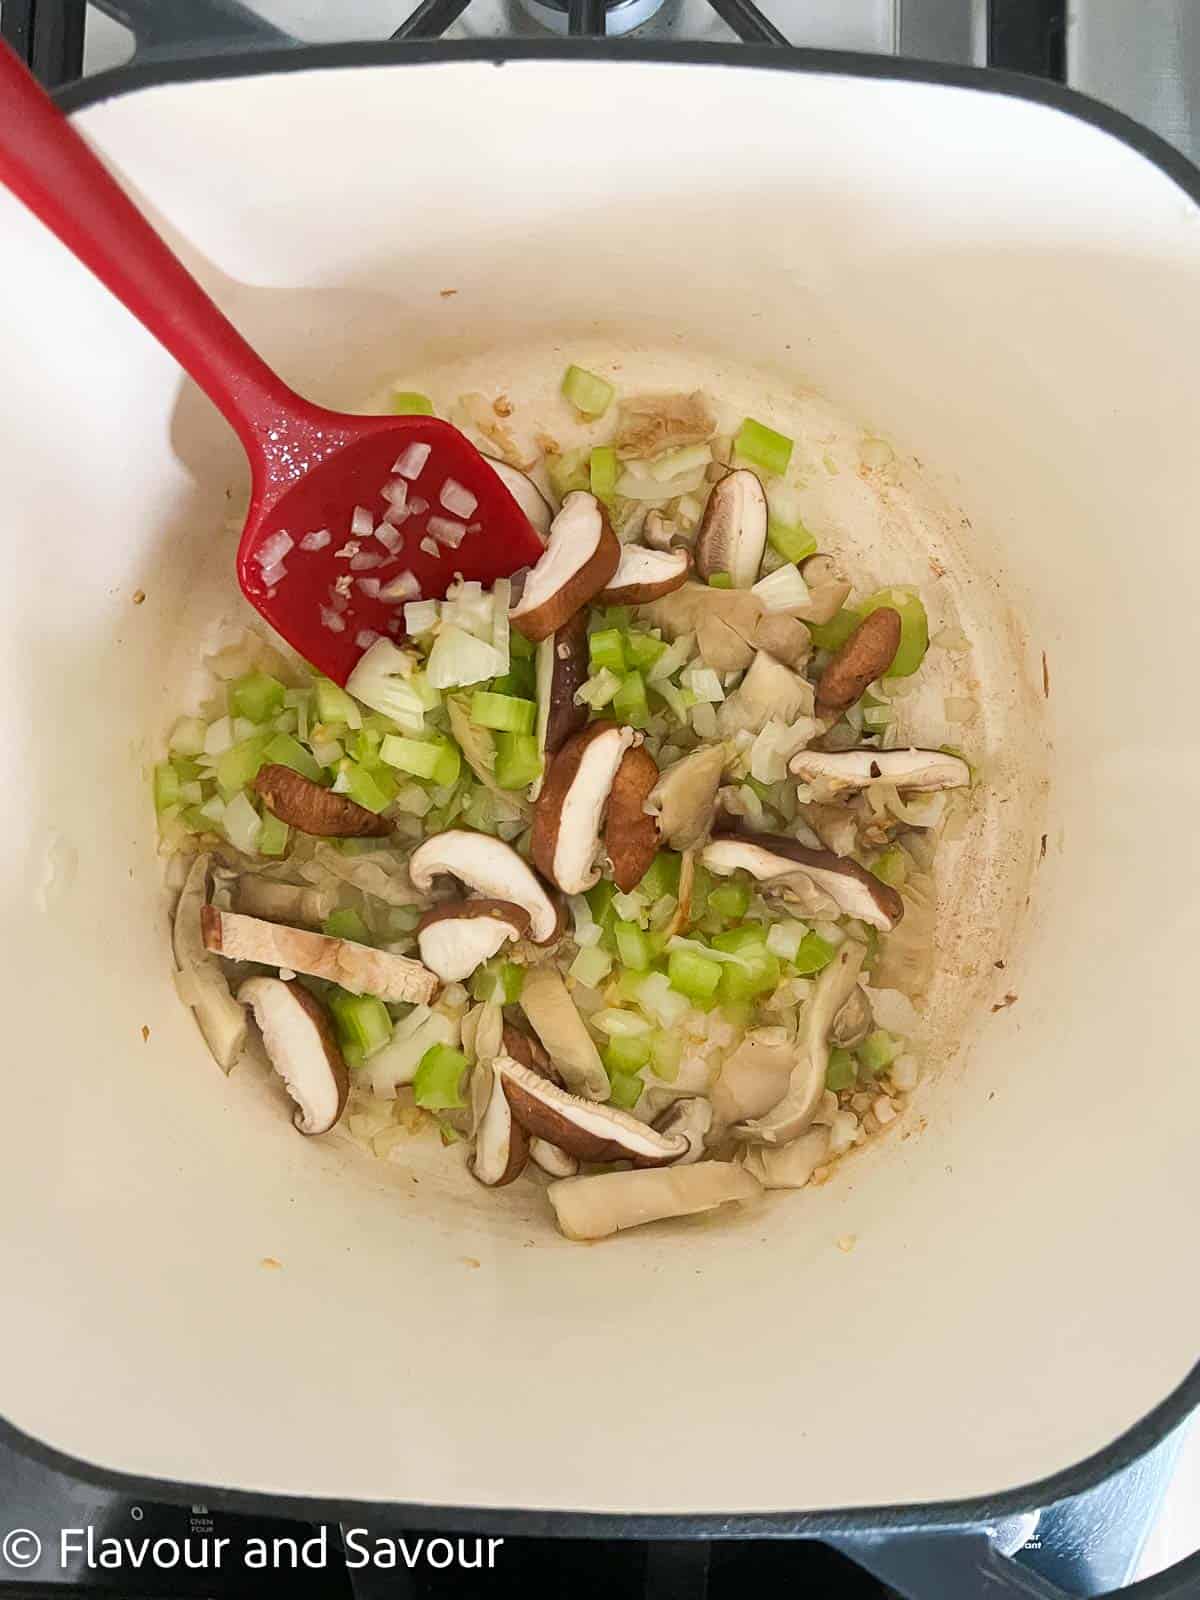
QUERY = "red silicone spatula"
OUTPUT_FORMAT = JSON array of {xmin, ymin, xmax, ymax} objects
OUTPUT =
[{"xmin": 0, "ymin": 42, "xmax": 544, "ymax": 684}]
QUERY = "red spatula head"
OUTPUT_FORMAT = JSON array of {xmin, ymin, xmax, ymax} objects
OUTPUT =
[{"xmin": 239, "ymin": 409, "xmax": 545, "ymax": 685}]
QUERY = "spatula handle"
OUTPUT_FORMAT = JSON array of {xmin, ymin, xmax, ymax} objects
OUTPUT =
[{"xmin": 0, "ymin": 39, "xmax": 296, "ymax": 463}]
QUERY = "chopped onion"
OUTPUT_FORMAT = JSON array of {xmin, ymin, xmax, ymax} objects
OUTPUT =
[
  {"xmin": 403, "ymin": 599, "xmax": 439, "ymax": 634},
  {"xmin": 375, "ymin": 522, "xmax": 404, "ymax": 552},
  {"xmin": 614, "ymin": 466, "xmax": 708, "ymax": 501},
  {"xmin": 351, "ymin": 506, "xmax": 374, "ymax": 537},
  {"xmin": 259, "ymin": 560, "xmax": 288, "ymax": 588},
  {"xmin": 255, "ymin": 530, "xmax": 293, "ymax": 568},
  {"xmin": 420, "ymin": 537, "xmax": 439, "ymax": 557},
  {"xmin": 299, "ymin": 527, "xmax": 331, "ymax": 552},
  {"xmin": 569, "ymin": 893, "xmax": 602, "ymax": 949},
  {"xmin": 440, "ymin": 479, "xmax": 478, "ymax": 518},
  {"xmin": 766, "ymin": 920, "xmax": 809, "ymax": 961},
  {"xmin": 382, "ymin": 478, "xmax": 409, "ymax": 511},
  {"xmin": 319, "ymin": 606, "xmax": 347, "ymax": 632},
  {"xmin": 682, "ymin": 665, "xmax": 724, "ymax": 703},
  {"xmin": 381, "ymin": 571, "xmax": 421, "ymax": 603},
  {"xmin": 350, "ymin": 551, "xmax": 383, "ymax": 572},
  {"xmin": 752, "ymin": 563, "xmax": 811, "ymax": 613},
  {"xmin": 356, "ymin": 629, "xmax": 381, "ymax": 650},
  {"xmin": 424, "ymin": 624, "xmax": 505, "ymax": 689},
  {"xmin": 592, "ymin": 1009, "xmax": 652, "ymax": 1037},
  {"xmin": 394, "ymin": 442, "xmax": 432, "ymax": 480},
  {"xmin": 335, "ymin": 540, "xmax": 361, "ymax": 561},
  {"xmin": 409, "ymin": 496, "xmax": 429, "ymax": 515},
  {"xmin": 691, "ymin": 702, "xmax": 718, "ymax": 740},
  {"xmin": 427, "ymin": 515, "xmax": 468, "ymax": 548},
  {"xmin": 932, "ymin": 626, "xmax": 971, "ymax": 653},
  {"xmin": 356, "ymin": 578, "xmax": 381, "ymax": 599},
  {"xmin": 222, "ymin": 790, "xmax": 262, "ymax": 854},
  {"xmin": 647, "ymin": 632, "xmax": 695, "ymax": 684}
]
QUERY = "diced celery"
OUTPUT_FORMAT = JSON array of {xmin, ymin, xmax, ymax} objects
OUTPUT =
[
  {"xmin": 604, "ymin": 1034, "xmax": 651, "ymax": 1074},
  {"xmin": 637, "ymin": 851, "xmax": 682, "ymax": 902},
  {"xmin": 329, "ymin": 990, "xmax": 393, "ymax": 1057},
  {"xmin": 649, "ymin": 1031, "xmax": 683, "ymax": 1082},
  {"xmin": 264, "ymin": 733, "xmax": 324, "ymax": 784},
  {"xmin": 323, "ymin": 909, "xmax": 372, "ymax": 945},
  {"xmin": 807, "ymin": 609, "xmax": 863, "ymax": 653},
  {"xmin": 168, "ymin": 716, "xmax": 207, "ymax": 757},
  {"xmin": 338, "ymin": 760, "xmax": 398, "ymax": 814},
  {"xmin": 792, "ymin": 931, "xmax": 836, "ymax": 975},
  {"xmin": 872, "ymin": 846, "xmax": 909, "ymax": 888},
  {"xmin": 856, "ymin": 1030, "xmax": 902, "ymax": 1077},
  {"xmin": 596, "ymin": 606, "xmax": 633, "ymax": 632},
  {"xmin": 311, "ymin": 737, "xmax": 345, "ymax": 769},
  {"xmin": 561, "ymin": 363, "xmax": 615, "ymax": 418},
  {"xmin": 712, "ymin": 924, "xmax": 768, "ymax": 956},
  {"xmin": 390, "ymin": 390, "xmax": 434, "ymax": 415},
  {"xmin": 614, "ymin": 921, "xmax": 651, "ymax": 971},
  {"xmin": 351, "ymin": 726, "xmax": 383, "ymax": 765},
  {"xmin": 153, "ymin": 762, "xmax": 181, "ymax": 813},
  {"xmin": 379, "ymin": 734, "xmax": 460, "ymax": 786},
  {"xmin": 613, "ymin": 670, "xmax": 649, "ymax": 729},
  {"xmin": 257, "ymin": 810, "xmax": 289, "ymax": 857},
  {"xmin": 767, "ymin": 517, "xmax": 818, "ymax": 564},
  {"xmin": 607, "ymin": 1070, "xmax": 643, "ymax": 1111},
  {"xmin": 713, "ymin": 929, "xmax": 779, "ymax": 1001},
  {"xmin": 707, "ymin": 572, "xmax": 733, "ymax": 590},
  {"xmin": 688, "ymin": 864, "xmax": 714, "ymax": 923},
  {"xmin": 490, "ymin": 657, "xmax": 537, "ymax": 699},
  {"xmin": 708, "ymin": 881, "xmax": 750, "ymax": 922},
  {"xmin": 826, "ymin": 1047, "xmax": 857, "ymax": 1092},
  {"xmin": 576, "ymin": 668, "xmax": 621, "ymax": 711},
  {"xmin": 494, "ymin": 732, "xmax": 541, "ymax": 789},
  {"xmin": 215, "ymin": 734, "xmax": 270, "ymax": 796},
  {"xmin": 859, "ymin": 588, "xmax": 928, "ymax": 677},
  {"xmin": 734, "ymin": 416, "xmax": 793, "ymax": 476},
  {"xmin": 469, "ymin": 691, "xmax": 536, "ymax": 734},
  {"xmin": 470, "ymin": 959, "xmax": 525, "ymax": 1004},
  {"xmin": 667, "ymin": 948, "xmax": 722, "ymax": 1001},
  {"xmin": 509, "ymin": 627, "xmax": 536, "ymax": 661},
  {"xmin": 589, "ymin": 445, "xmax": 618, "ymax": 499},
  {"xmin": 586, "ymin": 880, "xmax": 618, "ymax": 937},
  {"xmin": 412, "ymin": 1043, "xmax": 469, "ymax": 1109},
  {"xmin": 546, "ymin": 446, "xmax": 590, "ymax": 502},
  {"xmin": 626, "ymin": 631, "xmax": 666, "ymax": 672},
  {"xmin": 222, "ymin": 790, "xmax": 262, "ymax": 854},
  {"xmin": 272, "ymin": 707, "xmax": 299, "ymax": 736},
  {"xmin": 589, "ymin": 628, "xmax": 626, "ymax": 674},
  {"xmin": 569, "ymin": 945, "xmax": 613, "ymax": 988},
  {"xmin": 229, "ymin": 670, "xmax": 286, "ymax": 724},
  {"xmin": 314, "ymin": 678, "xmax": 361, "ymax": 728},
  {"xmin": 614, "ymin": 969, "xmax": 646, "ymax": 1005}
]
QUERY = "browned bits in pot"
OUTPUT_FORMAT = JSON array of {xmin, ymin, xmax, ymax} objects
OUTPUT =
[
  {"xmin": 253, "ymin": 764, "xmax": 392, "ymax": 838},
  {"xmin": 816, "ymin": 608, "xmax": 902, "ymax": 714}
]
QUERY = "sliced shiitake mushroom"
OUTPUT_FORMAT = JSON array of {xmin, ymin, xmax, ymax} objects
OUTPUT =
[
  {"xmin": 173, "ymin": 853, "xmax": 247, "ymax": 1071},
  {"xmin": 700, "ymin": 831, "xmax": 904, "ymax": 931},
  {"xmin": 632, "ymin": 1097, "xmax": 712, "ymax": 1167},
  {"xmin": 531, "ymin": 609, "xmax": 589, "ymax": 802},
  {"xmin": 253, "ymin": 764, "xmax": 392, "ymax": 838},
  {"xmin": 416, "ymin": 898, "xmax": 532, "ymax": 983},
  {"xmin": 408, "ymin": 830, "xmax": 562, "ymax": 944},
  {"xmin": 531, "ymin": 722, "xmax": 636, "ymax": 895},
  {"xmin": 201, "ymin": 906, "xmax": 439, "ymax": 1003},
  {"xmin": 517, "ymin": 963, "xmax": 609, "ymax": 1101},
  {"xmin": 597, "ymin": 544, "xmax": 691, "ymax": 605},
  {"xmin": 638, "ymin": 583, "xmax": 810, "ymax": 673},
  {"xmin": 815, "ymin": 608, "xmax": 902, "ymax": 714},
  {"xmin": 717, "ymin": 650, "xmax": 813, "ymax": 738},
  {"xmin": 604, "ymin": 744, "xmax": 661, "ymax": 893},
  {"xmin": 469, "ymin": 1061, "xmax": 530, "ymax": 1187},
  {"xmin": 529, "ymin": 1138, "xmax": 579, "ymax": 1178},
  {"xmin": 509, "ymin": 491, "xmax": 620, "ymax": 641},
  {"xmin": 546, "ymin": 1161, "xmax": 760, "ymax": 1241},
  {"xmin": 831, "ymin": 985, "xmax": 873, "ymax": 1049},
  {"xmin": 489, "ymin": 460, "xmax": 553, "ymax": 541},
  {"xmin": 646, "ymin": 744, "xmax": 727, "ymax": 851},
  {"xmin": 694, "ymin": 469, "xmax": 768, "ymax": 588},
  {"xmin": 798, "ymin": 554, "xmax": 852, "ymax": 626},
  {"xmin": 497, "ymin": 1057, "xmax": 689, "ymax": 1164},
  {"xmin": 233, "ymin": 877, "xmax": 334, "ymax": 928},
  {"xmin": 237, "ymin": 976, "xmax": 349, "ymax": 1136}
]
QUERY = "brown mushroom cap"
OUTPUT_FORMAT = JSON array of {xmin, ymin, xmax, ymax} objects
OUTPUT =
[
  {"xmin": 694, "ymin": 469, "xmax": 768, "ymax": 588},
  {"xmin": 416, "ymin": 898, "xmax": 532, "ymax": 983},
  {"xmin": 531, "ymin": 610, "xmax": 590, "ymax": 802},
  {"xmin": 547, "ymin": 1161, "xmax": 760, "ymax": 1241},
  {"xmin": 489, "ymin": 460, "xmax": 553, "ymax": 541},
  {"xmin": 605, "ymin": 744, "xmax": 661, "ymax": 893},
  {"xmin": 408, "ymin": 830, "xmax": 562, "ymax": 944},
  {"xmin": 700, "ymin": 830, "xmax": 904, "ymax": 932},
  {"xmin": 203, "ymin": 906, "xmax": 439, "ymax": 1003},
  {"xmin": 501, "ymin": 1021, "xmax": 558, "ymax": 1082},
  {"xmin": 597, "ymin": 544, "xmax": 691, "ymax": 605},
  {"xmin": 253, "ymin": 764, "xmax": 392, "ymax": 838},
  {"xmin": 237, "ymin": 976, "xmax": 349, "ymax": 1135},
  {"xmin": 497, "ymin": 1056, "xmax": 689, "ymax": 1164},
  {"xmin": 815, "ymin": 608, "xmax": 902, "ymax": 713},
  {"xmin": 510, "ymin": 492, "xmax": 620, "ymax": 641},
  {"xmin": 531, "ymin": 721, "xmax": 636, "ymax": 895}
]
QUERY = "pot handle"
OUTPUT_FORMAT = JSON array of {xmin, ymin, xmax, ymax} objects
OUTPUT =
[
  {"xmin": 89, "ymin": 0, "xmax": 292, "ymax": 59},
  {"xmin": 830, "ymin": 1533, "xmax": 1200, "ymax": 1599}
]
